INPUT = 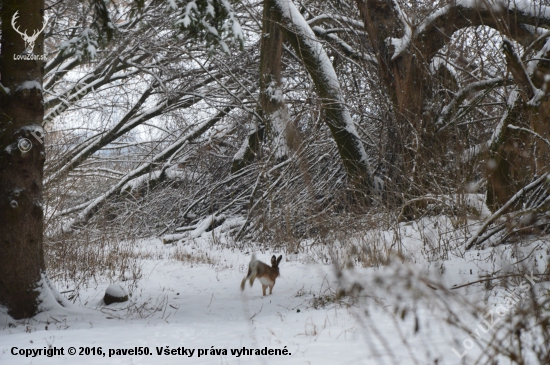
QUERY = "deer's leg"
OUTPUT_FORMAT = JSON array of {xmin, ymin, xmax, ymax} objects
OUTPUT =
[{"xmin": 262, "ymin": 285, "xmax": 267, "ymax": 296}]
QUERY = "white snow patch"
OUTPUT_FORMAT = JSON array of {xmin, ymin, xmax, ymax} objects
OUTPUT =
[
  {"xmin": 0, "ymin": 223, "xmax": 548, "ymax": 364},
  {"xmin": 36, "ymin": 274, "xmax": 73, "ymax": 312},
  {"xmin": 122, "ymin": 170, "xmax": 162, "ymax": 192},
  {"xmin": 0, "ymin": 83, "xmax": 10, "ymax": 95},
  {"xmin": 206, "ymin": 3, "xmax": 215, "ymax": 18},
  {"xmin": 270, "ymin": 108, "xmax": 290, "ymax": 159},
  {"xmin": 190, "ymin": 214, "xmax": 225, "ymax": 238},
  {"xmin": 233, "ymin": 125, "xmax": 258, "ymax": 161},
  {"xmin": 15, "ymin": 81, "xmax": 42, "ymax": 92},
  {"xmin": 105, "ymin": 284, "xmax": 128, "ymax": 298},
  {"xmin": 167, "ymin": 0, "xmax": 177, "ymax": 10},
  {"xmin": 21, "ymin": 124, "xmax": 45, "ymax": 136},
  {"xmin": 4, "ymin": 144, "xmax": 16, "ymax": 154},
  {"xmin": 86, "ymin": 44, "xmax": 97, "ymax": 59},
  {"xmin": 461, "ymin": 141, "xmax": 489, "ymax": 163}
]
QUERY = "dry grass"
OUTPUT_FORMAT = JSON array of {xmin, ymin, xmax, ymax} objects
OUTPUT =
[
  {"xmin": 169, "ymin": 246, "xmax": 217, "ymax": 266},
  {"xmin": 45, "ymin": 229, "xmax": 145, "ymax": 302}
]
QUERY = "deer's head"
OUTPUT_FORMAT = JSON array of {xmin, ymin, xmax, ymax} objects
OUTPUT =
[{"xmin": 11, "ymin": 11, "xmax": 47, "ymax": 54}]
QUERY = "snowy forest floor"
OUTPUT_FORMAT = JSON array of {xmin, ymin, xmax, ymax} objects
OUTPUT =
[{"xmin": 1, "ymin": 210, "xmax": 549, "ymax": 364}]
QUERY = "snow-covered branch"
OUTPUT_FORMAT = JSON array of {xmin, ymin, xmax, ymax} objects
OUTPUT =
[
  {"xmin": 436, "ymin": 78, "xmax": 510, "ymax": 129},
  {"xmin": 311, "ymin": 26, "xmax": 377, "ymax": 65},
  {"xmin": 402, "ymin": 0, "xmax": 550, "ymax": 61},
  {"xmin": 61, "ymin": 105, "xmax": 234, "ymax": 231},
  {"xmin": 273, "ymin": 0, "xmax": 373, "ymax": 191}
]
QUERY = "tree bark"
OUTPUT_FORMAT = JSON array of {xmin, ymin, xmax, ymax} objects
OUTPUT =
[
  {"xmin": 260, "ymin": 0, "xmax": 290, "ymax": 160},
  {"xmin": 272, "ymin": 0, "xmax": 373, "ymax": 193},
  {"xmin": 355, "ymin": 0, "xmax": 436, "ymax": 196},
  {"xmin": 232, "ymin": 0, "xmax": 289, "ymax": 172},
  {"xmin": 354, "ymin": 0, "xmax": 550, "ymax": 205},
  {"xmin": 0, "ymin": 0, "xmax": 47, "ymax": 319},
  {"xmin": 486, "ymin": 38, "xmax": 550, "ymax": 211},
  {"xmin": 485, "ymin": 92, "xmax": 531, "ymax": 212},
  {"xmin": 231, "ymin": 125, "xmax": 265, "ymax": 173}
]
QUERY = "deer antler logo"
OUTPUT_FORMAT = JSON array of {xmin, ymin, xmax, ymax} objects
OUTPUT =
[{"xmin": 11, "ymin": 11, "xmax": 47, "ymax": 54}]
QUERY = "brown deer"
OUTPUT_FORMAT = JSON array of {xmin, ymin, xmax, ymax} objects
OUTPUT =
[{"xmin": 240, "ymin": 254, "xmax": 282, "ymax": 296}]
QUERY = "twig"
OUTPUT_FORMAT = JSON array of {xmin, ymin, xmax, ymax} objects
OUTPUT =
[
  {"xmin": 451, "ymin": 273, "xmax": 546, "ymax": 290},
  {"xmin": 249, "ymin": 303, "xmax": 263, "ymax": 320},
  {"xmin": 465, "ymin": 172, "xmax": 549, "ymax": 250},
  {"xmin": 207, "ymin": 293, "xmax": 215, "ymax": 308}
]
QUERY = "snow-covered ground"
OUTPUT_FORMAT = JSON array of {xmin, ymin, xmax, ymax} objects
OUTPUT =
[{"xmin": 1, "ymin": 215, "xmax": 549, "ymax": 364}]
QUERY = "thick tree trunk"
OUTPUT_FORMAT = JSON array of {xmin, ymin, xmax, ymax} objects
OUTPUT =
[
  {"xmin": 486, "ymin": 94, "xmax": 531, "ymax": 212},
  {"xmin": 0, "ymin": 1, "xmax": 47, "ymax": 318},
  {"xmin": 355, "ymin": 0, "xmax": 432, "ymax": 197},
  {"xmin": 486, "ymin": 39, "xmax": 550, "ymax": 211},
  {"xmin": 354, "ymin": 0, "xmax": 550, "ymax": 207}
]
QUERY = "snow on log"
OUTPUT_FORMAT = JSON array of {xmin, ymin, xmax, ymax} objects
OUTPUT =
[{"xmin": 161, "ymin": 214, "xmax": 241, "ymax": 244}]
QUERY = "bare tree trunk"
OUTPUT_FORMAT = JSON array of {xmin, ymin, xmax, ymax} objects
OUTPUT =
[
  {"xmin": 485, "ymin": 91, "xmax": 530, "ymax": 212},
  {"xmin": 260, "ymin": 0, "xmax": 290, "ymax": 161},
  {"xmin": 355, "ymin": 0, "xmax": 433, "ymax": 197},
  {"xmin": 232, "ymin": 0, "xmax": 289, "ymax": 172},
  {"xmin": 273, "ymin": 0, "xmax": 373, "ymax": 193},
  {"xmin": 0, "ymin": 0, "xmax": 47, "ymax": 319},
  {"xmin": 231, "ymin": 125, "xmax": 265, "ymax": 173},
  {"xmin": 486, "ymin": 39, "xmax": 549, "ymax": 211}
]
